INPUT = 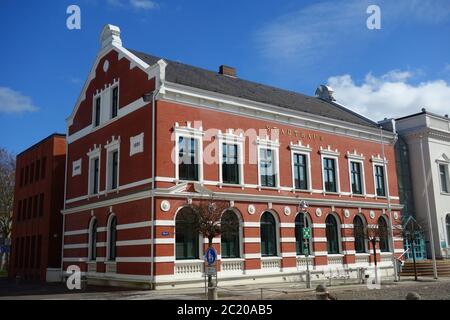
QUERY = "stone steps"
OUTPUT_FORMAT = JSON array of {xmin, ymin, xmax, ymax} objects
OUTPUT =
[{"xmin": 401, "ymin": 260, "xmax": 450, "ymax": 277}]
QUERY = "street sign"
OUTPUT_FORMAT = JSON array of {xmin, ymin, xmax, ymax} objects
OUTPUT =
[
  {"xmin": 303, "ymin": 227, "xmax": 311, "ymax": 239},
  {"xmin": 0, "ymin": 245, "xmax": 10, "ymax": 254},
  {"xmin": 205, "ymin": 247, "xmax": 217, "ymax": 265},
  {"xmin": 205, "ymin": 266, "xmax": 217, "ymax": 276}
]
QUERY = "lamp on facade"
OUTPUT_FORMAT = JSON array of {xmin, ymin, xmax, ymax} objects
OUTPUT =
[{"xmin": 142, "ymin": 92, "xmax": 153, "ymax": 102}]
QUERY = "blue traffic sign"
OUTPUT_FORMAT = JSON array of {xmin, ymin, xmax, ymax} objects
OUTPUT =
[
  {"xmin": 0, "ymin": 245, "xmax": 10, "ymax": 254},
  {"xmin": 205, "ymin": 247, "xmax": 217, "ymax": 265}
]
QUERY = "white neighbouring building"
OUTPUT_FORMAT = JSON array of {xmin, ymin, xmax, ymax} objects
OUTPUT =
[{"xmin": 394, "ymin": 109, "xmax": 450, "ymax": 259}]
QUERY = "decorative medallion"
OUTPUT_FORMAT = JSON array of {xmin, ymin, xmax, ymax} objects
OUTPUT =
[
  {"xmin": 103, "ymin": 59, "xmax": 110, "ymax": 72},
  {"xmin": 369, "ymin": 210, "xmax": 375, "ymax": 219},
  {"xmin": 248, "ymin": 204, "xmax": 256, "ymax": 215},
  {"xmin": 283, "ymin": 206, "xmax": 291, "ymax": 216},
  {"xmin": 393, "ymin": 211, "xmax": 399, "ymax": 220},
  {"xmin": 315, "ymin": 208, "xmax": 322, "ymax": 217},
  {"xmin": 343, "ymin": 209, "xmax": 350, "ymax": 218},
  {"xmin": 160, "ymin": 200, "xmax": 171, "ymax": 212}
]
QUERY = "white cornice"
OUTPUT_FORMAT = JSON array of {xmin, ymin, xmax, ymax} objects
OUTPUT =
[
  {"xmin": 289, "ymin": 141, "xmax": 312, "ymax": 153},
  {"xmin": 159, "ymin": 81, "xmax": 397, "ymax": 144}
]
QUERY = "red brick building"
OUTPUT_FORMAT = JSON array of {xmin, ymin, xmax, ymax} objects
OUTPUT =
[
  {"xmin": 61, "ymin": 25, "xmax": 404, "ymax": 289},
  {"xmin": 10, "ymin": 133, "xmax": 66, "ymax": 282}
]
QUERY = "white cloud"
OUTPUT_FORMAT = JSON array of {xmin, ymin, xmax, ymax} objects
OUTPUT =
[
  {"xmin": 106, "ymin": 0, "xmax": 158, "ymax": 10},
  {"xmin": 327, "ymin": 70, "xmax": 450, "ymax": 121},
  {"xmin": 255, "ymin": 0, "xmax": 450, "ymax": 66},
  {"xmin": 0, "ymin": 87, "xmax": 38, "ymax": 114},
  {"xmin": 129, "ymin": 0, "xmax": 157, "ymax": 10}
]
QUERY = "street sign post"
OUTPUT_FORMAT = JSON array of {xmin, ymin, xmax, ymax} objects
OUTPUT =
[
  {"xmin": 205, "ymin": 247, "xmax": 217, "ymax": 266},
  {"xmin": 303, "ymin": 227, "xmax": 311, "ymax": 239}
]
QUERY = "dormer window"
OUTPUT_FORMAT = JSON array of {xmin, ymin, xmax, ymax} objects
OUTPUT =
[
  {"xmin": 111, "ymin": 86, "xmax": 118, "ymax": 119},
  {"xmin": 94, "ymin": 97, "xmax": 101, "ymax": 127}
]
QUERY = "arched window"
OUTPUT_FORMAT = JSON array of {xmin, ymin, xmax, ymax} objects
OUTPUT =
[
  {"xmin": 107, "ymin": 215, "xmax": 117, "ymax": 261},
  {"xmin": 89, "ymin": 218, "xmax": 97, "ymax": 261},
  {"xmin": 295, "ymin": 212, "xmax": 311, "ymax": 255},
  {"xmin": 353, "ymin": 215, "xmax": 367, "ymax": 253},
  {"xmin": 378, "ymin": 216, "xmax": 390, "ymax": 252},
  {"xmin": 326, "ymin": 214, "xmax": 340, "ymax": 254},
  {"xmin": 260, "ymin": 211, "xmax": 277, "ymax": 256},
  {"xmin": 175, "ymin": 207, "xmax": 199, "ymax": 260},
  {"xmin": 447, "ymin": 215, "xmax": 450, "ymax": 246},
  {"xmin": 221, "ymin": 210, "xmax": 240, "ymax": 259}
]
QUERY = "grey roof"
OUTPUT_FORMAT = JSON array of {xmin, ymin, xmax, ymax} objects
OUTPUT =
[{"xmin": 130, "ymin": 49, "xmax": 379, "ymax": 128}]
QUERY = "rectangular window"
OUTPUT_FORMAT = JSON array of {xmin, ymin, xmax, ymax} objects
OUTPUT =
[
  {"xmin": 30, "ymin": 235, "xmax": 36, "ymax": 269},
  {"xmin": 90, "ymin": 157, "xmax": 100, "ymax": 194},
  {"xmin": 440, "ymin": 164, "xmax": 449, "ymax": 193},
  {"xmin": 350, "ymin": 161, "xmax": 363, "ymax": 195},
  {"xmin": 94, "ymin": 97, "xmax": 101, "ymax": 127},
  {"xmin": 24, "ymin": 165, "xmax": 29, "ymax": 185},
  {"xmin": 375, "ymin": 165, "xmax": 386, "ymax": 197},
  {"xmin": 20, "ymin": 167, "xmax": 24, "ymax": 187},
  {"xmin": 41, "ymin": 157, "xmax": 46, "ymax": 180},
  {"xmin": 36, "ymin": 235, "xmax": 42, "ymax": 268},
  {"xmin": 25, "ymin": 236, "xmax": 30, "ymax": 268},
  {"xmin": 33, "ymin": 195, "xmax": 38, "ymax": 218},
  {"xmin": 108, "ymin": 150, "xmax": 119, "ymax": 190},
  {"xmin": 293, "ymin": 153, "xmax": 308, "ymax": 190},
  {"xmin": 39, "ymin": 193, "xmax": 44, "ymax": 217},
  {"xmin": 30, "ymin": 162, "xmax": 35, "ymax": 184},
  {"xmin": 323, "ymin": 157, "xmax": 337, "ymax": 192},
  {"xmin": 111, "ymin": 87, "xmax": 118, "ymax": 119},
  {"xmin": 178, "ymin": 137, "xmax": 199, "ymax": 181},
  {"xmin": 260, "ymin": 148, "xmax": 276, "ymax": 187},
  {"xmin": 17, "ymin": 200, "xmax": 22, "ymax": 222},
  {"xmin": 19, "ymin": 237, "xmax": 24, "ymax": 268},
  {"xmin": 222, "ymin": 143, "xmax": 239, "ymax": 184},
  {"xmin": 27, "ymin": 197, "xmax": 32, "ymax": 219},
  {"xmin": 14, "ymin": 238, "xmax": 19, "ymax": 268},
  {"xmin": 22, "ymin": 198, "xmax": 27, "ymax": 221},
  {"xmin": 35, "ymin": 159, "xmax": 40, "ymax": 181}
]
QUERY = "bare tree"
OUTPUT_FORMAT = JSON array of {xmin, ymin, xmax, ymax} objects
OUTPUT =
[
  {"xmin": 402, "ymin": 216, "xmax": 426, "ymax": 281},
  {"xmin": 189, "ymin": 196, "xmax": 236, "ymax": 300},
  {"xmin": 0, "ymin": 147, "xmax": 15, "ymax": 271},
  {"xmin": 354, "ymin": 220, "xmax": 402, "ymax": 284}
]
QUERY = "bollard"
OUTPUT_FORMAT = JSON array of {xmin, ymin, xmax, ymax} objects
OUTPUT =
[
  {"xmin": 405, "ymin": 292, "xmax": 421, "ymax": 300},
  {"xmin": 207, "ymin": 285, "xmax": 218, "ymax": 300},
  {"xmin": 15, "ymin": 275, "xmax": 21, "ymax": 285}
]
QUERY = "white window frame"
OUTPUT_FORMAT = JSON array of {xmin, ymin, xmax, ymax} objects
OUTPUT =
[
  {"xmin": 256, "ymin": 138, "xmax": 280, "ymax": 190},
  {"xmin": 325, "ymin": 212, "xmax": 343, "ymax": 254},
  {"xmin": 110, "ymin": 84, "xmax": 120, "ymax": 120},
  {"xmin": 92, "ymin": 94, "xmax": 102, "ymax": 128},
  {"xmin": 106, "ymin": 213, "xmax": 117, "ymax": 262},
  {"xmin": 173, "ymin": 122, "xmax": 204, "ymax": 183},
  {"xmin": 217, "ymin": 130, "xmax": 245, "ymax": 187},
  {"xmin": 371, "ymin": 156, "xmax": 388, "ymax": 199},
  {"xmin": 88, "ymin": 216, "xmax": 97, "ymax": 261},
  {"xmin": 105, "ymin": 137, "xmax": 120, "ymax": 192},
  {"xmin": 437, "ymin": 161, "xmax": 450, "ymax": 195},
  {"xmin": 260, "ymin": 210, "xmax": 281, "ymax": 258},
  {"xmin": 320, "ymin": 147, "xmax": 341, "ymax": 194},
  {"xmin": 87, "ymin": 146, "xmax": 101, "ymax": 196},
  {"xmin": 289, "ymin": 142, "xmax": 312, "ymax": 192},
  {"xmin": 347, "ymin": 152, "xmax": 366, "ymax": 196}
]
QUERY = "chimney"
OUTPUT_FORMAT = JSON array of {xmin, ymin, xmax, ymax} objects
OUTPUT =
[{"xmin": 219, "ymin": 65, "xmax": 236, "ymax": 77}]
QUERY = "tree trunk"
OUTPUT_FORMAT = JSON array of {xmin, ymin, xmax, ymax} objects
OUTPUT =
[{"xmin": 371, "ymin": 239, "xmax": 378, "ymax": 284}]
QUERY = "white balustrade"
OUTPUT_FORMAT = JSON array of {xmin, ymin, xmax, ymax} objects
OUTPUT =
[
  {"xmin": 261, "ymin": 257, "xmax": 281, "ymax": 271},
  {"xmin": 327, "ymin": 255, "xmax": 344, "ymax": 266},
  {"xmin": 87, "ymin": 262, "xmax": 97, "ymax": 273},
  {"xmin": 221, "ymin": 259, "xmax": 244, "ymax": 273},
  {"xmin": 354, "ymin": 254, "xmax": 370, "ymax": 265},
  {"xmin": 174, "ymin": 260, "xmax": 204, "ymax": 276},
  {"xmin": 105, "ymin": 262, "xmax": 117, "ymax": 273},
  {"xmin": 296, "ymin": 256, "xmax": 314, "ymax": 269}
]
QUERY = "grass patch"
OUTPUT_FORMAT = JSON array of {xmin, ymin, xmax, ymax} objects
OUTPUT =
[{"xmin": 0, "ymin": 270, "xmax": 8, "ymax": 277}]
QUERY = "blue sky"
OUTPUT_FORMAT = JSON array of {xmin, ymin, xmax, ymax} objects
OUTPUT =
[{"xmin": 1, "ymin": 0, "xmax": 450, "ymax": 153}]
